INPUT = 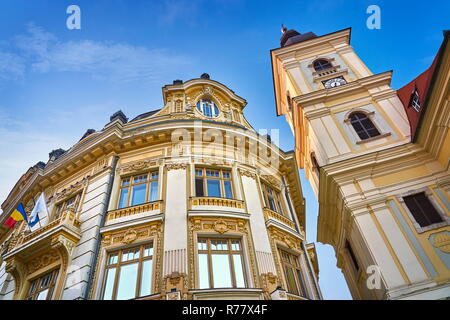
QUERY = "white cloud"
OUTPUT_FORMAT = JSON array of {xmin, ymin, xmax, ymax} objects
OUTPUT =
[
  {"xmin": 2, "ymin": 23, "xmax": 191, "ymax": 84},
  {"xmin": 0, "ymin": 51, "xmax": 25, "ymax": 82}
]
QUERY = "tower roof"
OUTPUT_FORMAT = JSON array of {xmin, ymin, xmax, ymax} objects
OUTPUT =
[{"xmin": 280, "ymin": 27, "xmax": 317, "ymax": 47}]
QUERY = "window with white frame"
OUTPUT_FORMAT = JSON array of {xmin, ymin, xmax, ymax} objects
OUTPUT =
[
  {"xmin": 196, "ymin": 99, "xmax": 220, "ymax": 118},
  {"xmin": 118, "ymin": 171, "xmax": 159, "ymax": 209},
  {"xmin": 102, "ymin": 244, "xmax": 154, "ymax": 300},
  {"xmin": 197, "ymin": 238, "xmax": 247, "ymax": 289},
  {"xmin": 410, "ymin": 90, "xmax": 421, "ymax": 112},
  {"xmin": 195, "ymin": 168, "xmax": 233, "ymax": 199}
]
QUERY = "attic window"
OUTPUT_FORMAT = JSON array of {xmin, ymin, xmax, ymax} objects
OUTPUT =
[{"xmin": 410, "ymin": 90, "xmax": 421, "ymax": 112}]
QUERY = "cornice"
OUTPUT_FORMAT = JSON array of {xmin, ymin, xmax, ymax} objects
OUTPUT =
[
  {"xmin": 293, "ymin": 71, "xmax": 393, "ymax": 107},
  {"xmin": 271, "ymin": 28, "xmax": 351, "ymax": 58},
  {"xmin": 162, "ymin": 78, "xmax": 247, "ymax": 106}
]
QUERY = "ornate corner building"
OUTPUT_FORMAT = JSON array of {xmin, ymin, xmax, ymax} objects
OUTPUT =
[
  {"xmin": 271, "ymin": 27, "xmax": 450, "ymax": 299},
  {"xmin": 0, "ymin": 74, "xmax": 322, "ymax": 300}
]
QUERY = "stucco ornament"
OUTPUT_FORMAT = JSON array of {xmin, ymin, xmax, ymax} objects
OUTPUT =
[
  {"xmin": 122, "ymin": 229, "xmax": 138, "ymax": 244},
  {"xmin": 213, "ymin": 219, "xmax": 229, "ymax": 234},
  {"xmin": 432, "ymin": 232, "xmax": 450, "ymax": 253}
]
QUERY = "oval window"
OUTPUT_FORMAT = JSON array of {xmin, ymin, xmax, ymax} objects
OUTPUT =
[{"xmin": 196, "ymin": 99, "xmax": 219, "ymax": 117}]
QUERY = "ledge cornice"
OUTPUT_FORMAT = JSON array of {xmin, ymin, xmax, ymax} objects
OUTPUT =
[{"xmin": 293, "ymin": 71, "xmax": 393, "ymax": 107}]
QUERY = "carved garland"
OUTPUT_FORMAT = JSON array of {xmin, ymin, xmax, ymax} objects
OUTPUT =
[
  {"xmin": 165, "ymin": 162, "xmax": 188, "ymax": 171},
  {"xmin": 238, "ymin": 168, "xmax": 256, "ymax": 179},
  {"xmin": 116, "ymin": 159, "xmax": 159, "ymax": 175},
  {"xmin": 50, "ymin": 177, "xmax": 89, "ymax": 203}
]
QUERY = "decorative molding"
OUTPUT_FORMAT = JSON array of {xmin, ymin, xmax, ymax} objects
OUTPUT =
[
  {"xmin": 165, "ymin": 162, "xmax": 188, "ymax": 171},
  {"xmin": 432, "ymin": 231, "xmax": 450, "ymax": 253},
  {"xmin": 117, "ymin": 159, "xmax": 158, "ymax": 175},
  {"xmin": 260, "ymin": 175, "xmax": 282, "ymax": 189},
  {"xmin": 190, "ymin": 197, "xmax": 244, "ymax": 209},
  {"xmin": 260, "ymin": 272, "xmax": 279, "ymax": 297},
  {"xmin": 51, "ymin": 177, "xmax": 89, "ymax": 202},
  {"xmin": 238, "ymin": 168, "xmax": 256, "ymax": 179},
  {"xmin": 101, "ymin": 221, "xmax": 162, "ymax": 247},
  {"xmin": 106, "ymin": 201, "xmax": 164, "ymax": 221}
]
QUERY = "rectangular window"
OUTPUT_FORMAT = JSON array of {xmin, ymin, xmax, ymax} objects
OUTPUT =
[
  {"xmin": 262, "ymin": 183, "xmax": 285, "ymax": 216},
  {"xmin": 345, "ymin": 241, "xmax": 360, "ymax": 272},
  {"xmin": 197, "ymin": 238, "xmax": 246, "ymax": 289},
  {"xmin": 195, "ymin": 168, "xmax": 233, "ymax": 199},
  {"xmin": 53, "ymin": 193, "xmax": 82, "ymax": 221},
  {"xmin": 403, "ymin": 192, "xmax": 443, "ymax": 228},
  {"xmin": 118, "ymin": 171, "xmax": 159, "ymax": 209},
  {"xmin": 102, "ymin": 243, "xmax": 154, "ymax": 300},
  {"xmin": 26, "ymin": 269, "xmax": 59, "ymax": 300},
  {"xmin": 279, "ymin": 249, "xmax": 307, "ymax": 297}
]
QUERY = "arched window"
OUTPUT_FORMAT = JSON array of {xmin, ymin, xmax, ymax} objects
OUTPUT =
[
  {"xmin": 313, "ymin": 59, "xmax": 333, "ymax": 71},
  {"xmin": 349, "ymin": 112, "xmax": 380, "ymax": 140}
]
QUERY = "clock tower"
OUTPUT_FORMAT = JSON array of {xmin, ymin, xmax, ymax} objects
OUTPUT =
[
  {"xmin": 271, "ymin": 27, "xmax": 450, "ymax": 300},
  {"xmin": 270, "ymin": 27, "xmax": 410, "ymax": 195}
]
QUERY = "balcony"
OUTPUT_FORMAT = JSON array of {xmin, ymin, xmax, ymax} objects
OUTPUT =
[
  {"xmin": 263, "ymin": 208, "xmax": 296, "ymax": 230},
  {"xmin": 2, "ymin": 208, "xmax": 81, "ymax": 260},
  {"xmin": 1, "ymin": 209, "xmax": 81, "ymax": 298},
  {"xmin": 105, "ymin": 200, "xmax": 164, "ymax": 226},
  {"xmin": 189, "ymin": 197, "xmax": 246, "ymax": 215}
]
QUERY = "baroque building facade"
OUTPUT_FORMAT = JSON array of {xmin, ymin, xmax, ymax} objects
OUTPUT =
[
  {"xmin": 271, "ymin": 27, "xmax": 450, "ymax": 299},
  {"xmin": 0, "ymin": 74, "xmax": 321, "ymax": 300}
]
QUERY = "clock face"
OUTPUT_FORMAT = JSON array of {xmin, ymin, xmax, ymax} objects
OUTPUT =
[{"xmin": 323, "ymin": 77, "xmax": 347, "ymax": 89}]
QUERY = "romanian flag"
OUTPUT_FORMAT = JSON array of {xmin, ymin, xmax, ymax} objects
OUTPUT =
[{"xmin": 4, "ymin": 203, "xmax": 28, "ymax": 229}]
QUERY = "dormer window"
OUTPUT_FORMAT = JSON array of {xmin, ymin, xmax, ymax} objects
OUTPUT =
[
  {"xmin": 197, "ymin": 99, "xmax": 219, "ymax": 118},
  {"xmin": 313, "ymin": 59, "xmax": 333, "ymax": 71},
  {"xmin": 410, "ymin": 90, "xmax": 421, "ymax": 112}
]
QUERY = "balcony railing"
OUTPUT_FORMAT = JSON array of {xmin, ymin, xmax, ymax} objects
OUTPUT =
[
  {"xmin": 189, "ymin": 197, "xmax": 245, "ymax": 209},
  {"xmin": 263, "ymin": 208, "xmax": 296, "ymax": 230},
  {"xmin": 287, "ymin": 293, "xmax": 308, "ymax": 300},
  {"xmin": 106, "ymin": 200, "xmax": 164, "ymax": 222}
]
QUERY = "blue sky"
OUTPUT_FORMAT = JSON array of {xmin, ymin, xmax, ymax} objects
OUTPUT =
[{"xmin": 0, "ymin": 0, "xmax": 448, "ymax": 300}]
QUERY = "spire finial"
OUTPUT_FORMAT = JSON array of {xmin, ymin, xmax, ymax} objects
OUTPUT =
[{"xmin": 281, "ymin": 24, "xmax": 287, "ymax": 34}]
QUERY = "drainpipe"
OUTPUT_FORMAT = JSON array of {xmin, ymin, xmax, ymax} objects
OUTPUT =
[
  {"xmin": 302, "ymin": 241, "xmax": 324, "ymax": 300},
  {"xmin": 82, "ymin": 155, "xmax": 119, "ymax": 300}
]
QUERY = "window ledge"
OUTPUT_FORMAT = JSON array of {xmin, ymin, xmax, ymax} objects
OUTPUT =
[
  {"xmin": 356, "ymin": 132, "xmax": 391, "ymax": 145},
  {"xmin": 414, "ymin": 220, "xmax": 450, "ymax": 234},
  {"xmin": 189, "ymin": 197, "xmax": 245, "ymax": 210},
  {"xmin": 190, "ymin": 288, "xmax": 264, "ymax": 300}
]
